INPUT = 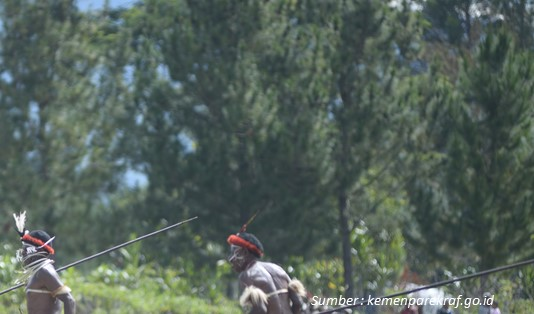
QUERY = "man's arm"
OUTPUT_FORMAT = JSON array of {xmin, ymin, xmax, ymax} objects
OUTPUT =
[
  {"xmin": 41, "ymin": 266, "xmax": 76, "ymax": 314},
  {"xmin": 287, "ymin": 280, "xmax": 305, "ymax": 314},
  {"xmin": 240, "ymin": 270, "xmax": 277, "ymax": 314},
  {"xmin": 56, "ymin": 292, "xmax": 76, "ymax": 314},
  {"xmin": 267, "ymin": 263, "xmax": 305, "ymax": 314}
]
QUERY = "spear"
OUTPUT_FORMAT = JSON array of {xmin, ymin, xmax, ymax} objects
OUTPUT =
[{"xmin": 0, "ymin": 216, "xmax": 198, "ymax": 296}]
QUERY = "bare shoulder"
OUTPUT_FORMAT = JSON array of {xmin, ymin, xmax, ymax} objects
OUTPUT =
[
  {"xmin": 260, "ymin": 262, "xmax": 286, "ymax": 274},
  {"xmin": 240, "ymin": 262, "xmax": 266, "ymax": 281},
  {"xmin": 40, "ymin": 263, "xmax": 59, "ymax": 275},
  {"xmin": 259, "ymin": 261, "xmax": 291, "ymax": 281},
  {"xmin": 240, "ymin": 262, "xmax": 274, "ymax": 286},
  {"xmin": 33, "ymin": 263, "xmax": 61, "ymax": 281}
]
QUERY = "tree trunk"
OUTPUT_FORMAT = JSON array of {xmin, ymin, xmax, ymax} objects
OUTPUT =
[{"xmin": 339, "ymin": 191, "xmax": 354, "ymax": 297}]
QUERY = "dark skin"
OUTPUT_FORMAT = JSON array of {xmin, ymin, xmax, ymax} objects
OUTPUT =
[
  {"xmin": 22, "ymin": 246, "xmax": 76, "ymax": 314},
  {"xmin": 228, "ymin": 245, "xmax": 303, "ymax": 314}
]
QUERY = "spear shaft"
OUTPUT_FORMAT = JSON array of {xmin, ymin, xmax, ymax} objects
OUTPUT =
[{"xmin": 0, "ymin": 216, "xmax": 198, "ymax": 296}]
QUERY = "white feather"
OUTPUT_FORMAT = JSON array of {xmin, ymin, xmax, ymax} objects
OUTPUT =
[
  {"xmin": 288, "ymin": 279, "xmax": 307, "ymax": 297},
  {"xmin": 13, "ymin": 211, "xmax": 27, "ymax": 234},
  {"xmin": 240, "ymin": 286, "xmax": 268, "ymax": 309}
]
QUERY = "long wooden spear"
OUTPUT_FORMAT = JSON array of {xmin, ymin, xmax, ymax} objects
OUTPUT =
[{"xmin": 0, "ymin": 216, "xmax": 198, "ymax": 296}]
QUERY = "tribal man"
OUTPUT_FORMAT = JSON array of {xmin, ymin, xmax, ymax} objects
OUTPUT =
[
  {"xmin": 13, "ymin": 212, "xmax": 76, "ymax": 314},
  {"xmin": 227, "ymin": 230, "xmax": 307, "ymax": 313}
]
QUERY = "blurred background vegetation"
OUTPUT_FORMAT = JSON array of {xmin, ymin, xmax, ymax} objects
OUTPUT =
[{"xmin": 1, "ymin": 0, "xmax": 534, "ymax": 313}]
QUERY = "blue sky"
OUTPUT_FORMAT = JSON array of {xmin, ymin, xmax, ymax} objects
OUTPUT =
[{"xmin": 77, "ymin": 0, "xmax": 135, "ymax": 11}]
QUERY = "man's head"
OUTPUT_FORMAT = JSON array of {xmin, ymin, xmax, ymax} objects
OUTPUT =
[
  {"xmin": 227, "ymin": 232, "xmax": 264, "ymax": 272},
  {"xmin": 21, "ymin": 230, "xmax": 55, "ymax": 253},
  {"xmin": 13, "ymin": 212, "xmax": 54, "ymax": 254},
  {"xmin": 17, "ymin": 230, "xmax": 55, "ymax": 265}
]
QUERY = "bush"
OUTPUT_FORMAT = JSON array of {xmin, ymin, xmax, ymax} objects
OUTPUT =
[{"xmin": 62, "ymin": 262, "xmax": 240, "ymax": 313}]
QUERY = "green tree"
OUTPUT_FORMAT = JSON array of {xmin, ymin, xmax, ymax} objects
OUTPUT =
[
  {"xmin": 119, "ymin": 0, "xmax": 268, "ymax": 265},
  {"xmin": 0, "ymin": 0, "xmax": 132, "ymax": 260},
  {"xmin": 489, "ymin": 0, "xmax": 534, "ymax": 48},
  {"xmin": 245, "ymin": 0, "xmax": 338, "ymax": 260},
  {"xmin": 451, "ymin": 32, "xmax": 534, "ymax": 269},
  {"xmin": 401, "ymin": 68, "xmax": 461, "ymax": 275},
  {"xmin": 122, "ymin": 0, "xmax": 338, "ymax": 266},
  {"xmin": 408, "ymin": 32, "xmax": 534, "ymax": 276},
  {"xmin": 318, "ymin": 0, "xmax": 421, "ymax": 297},
  {"xmin": 418, "ymin": 0, "xmax": 493, "ymax": 47}
]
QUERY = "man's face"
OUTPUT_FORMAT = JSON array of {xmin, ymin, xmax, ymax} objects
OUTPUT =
[{"xmin": 228, "ymin": 245, "xmax": 249, "ymax": 272}]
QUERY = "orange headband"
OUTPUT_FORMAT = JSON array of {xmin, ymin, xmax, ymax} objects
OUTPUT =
[
  {"xmin": 227, "ymin": 234, "xmax": 263, "ymax": 257},
  {"xmin": 21, "ymin": 234, "xmax": 55, "ymax": 255}
]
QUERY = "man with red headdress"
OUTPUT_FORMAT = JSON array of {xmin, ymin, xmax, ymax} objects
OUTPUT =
[
  {"xmin": 13, "ymin": 211, "xmax": 76, "ymax": 314},
  {"xmin": 227, "ymin": 229, "xmax": 306, "ymax": 314}
]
